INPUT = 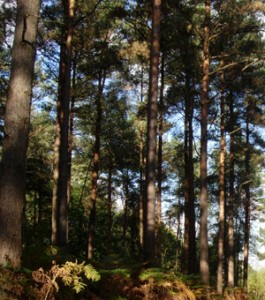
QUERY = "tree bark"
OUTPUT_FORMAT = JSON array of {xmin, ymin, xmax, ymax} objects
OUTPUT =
[
  {"xmin": 217, "ymin": 65, "xmax": 226, "ymax": 295},
  {"xmin": 0, "ymin": 0, "xmax": 40, "ymax": 267},
  {"xmin": 122, "ymin": 171, "xmax": 129, "ymax": 251},
  {"xmin": 228, "ymin": 93, "xmax": 235, "ymax": 288},
  {"xmin": 52, "ymin": 0, "xmax": 75, "ymax": 247},
  {"xmin": 156, "ymin": 53, "xmax": 164, "ymax": 266},
  {"xmin": 67, "ymin": 54, "xmax": 77, "ymax": 221},
  {"xmin": 144, "ymin": 0, "xmax": 161, "ymax": 265},
  {"xmin": 139, "ymin": 66, "xmax": 145, "ymax": 253},
  {"xmin": 243, "ymin": 100, "xmax": 251, "ymax": 292},
  {"xmin": 139, "ymin": 131, "xmax": 145, "ymax": 252},
  {"xmin": 87, "ymin": 70, "xmax": 105, "ymax": 260},
  {"xmin": 183, "ymin": 50, "xmax": 196, "ymax": 275},
  {"xmin": 199, "ymin": 0, "xmax": 211, "ymax": 296},
  {"xmin": 107, "ymin": 155, "xmax": 113, "ymax": 252}
]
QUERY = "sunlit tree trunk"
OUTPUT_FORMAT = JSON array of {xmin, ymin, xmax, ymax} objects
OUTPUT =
[
  {"xmin": 217, "ymin": 65, "xmax": 226, "ymax": 295},
  {"xmin": 243, "ymin": 99, "xmax": 251, "ymax": 292},
  {"xmin": 144, "ymin": 0, "xmax": 161, "ymax": 264},
  {"xmin": 52, "ymin": 0, "xmax": 75, "ymax": 247},
  {"xmin": 199, "ymin": 0, "xmax": 211, "ymax": 296},
  {"xmin": 0, "ymin": 0, "xmax": 40, "ymax": 267}
]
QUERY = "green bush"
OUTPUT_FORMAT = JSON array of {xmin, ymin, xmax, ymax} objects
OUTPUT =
[{"xmin": 248, "ymin": 267, "xmax": 265, "ymax": 300}]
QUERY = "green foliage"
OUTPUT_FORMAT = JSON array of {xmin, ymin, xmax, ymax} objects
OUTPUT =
[
  {"xmin": 139, "ymin": 268, "xmax": 171, "ymax": 281},
  {"xmin": 248, "ymin": 268, "xmax": 265, "ymax": 300},
  {"xmin": 58, "ymin": 261, "xmax": 100, "ymax": 293},
  {"xmin": 0, "ymin": 261, "xmax": 100, "ymax": 299},
  {"xmin": 160, "ymin": 225, "xmax": 181, "ymax": 270},
  {"xmin": 93, "ymin": 267, "xmax": 196, "ymax": 300},
  {"xmin": 99, "ymin": 268, "xmax": 131, "ymax": 278},
  {"xmin": 138, "ymin": 269, "xmax": 196, "ymax": 300},
  {"xmin": 32, "ymin": 261, "xmax": 100, "ymax": 298}
]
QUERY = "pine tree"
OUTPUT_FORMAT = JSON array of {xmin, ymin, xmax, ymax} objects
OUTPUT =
[
  {"xmin": 144, "ymin": 0, "xmax": 161, "ymax": 265},
  {"xmin": 0, "ymin": 0, "xmax": 40, "ymax": 267},
  {"xmin": 52, "ymin": 0, "xmax": 75, "ymax": 247},
  {"xmin": 199, "ymin": 0, "xmax": 211, "ymax": 296}
]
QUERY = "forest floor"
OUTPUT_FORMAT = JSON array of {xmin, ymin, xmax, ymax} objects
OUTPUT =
[
  {"xmin": 0, "ymin": 264, "xmax": 250, "ymax": 300},
  {"xmin": 0, "ymin": 252, "xmax": 250, "ymax": 299}
]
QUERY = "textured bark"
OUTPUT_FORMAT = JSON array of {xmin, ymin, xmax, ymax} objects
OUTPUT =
[
  {"xmin": 52, "ymin": 0, "xmax": 75, "ymax": 247},
  {"xmin": 228, "ymin": 94, "xmax": 235, "ymax": 288},
  {"xmin": 243, "ymin": 101, "xmax": 251, "ymax": 292},
  {"xmin": 0, "ymin": 0, "xmax": 40, "ymax": 267},
  {"xmin": 144, "ymin": 0, "xmax": 161, "ymax": 264},
  {"xmin": 199, "ymin": 0, "xmax": 211, "ymax": 296},
  {"xmin": 217, "ymin": 66, "xmax": 226, "ymax": 295}
]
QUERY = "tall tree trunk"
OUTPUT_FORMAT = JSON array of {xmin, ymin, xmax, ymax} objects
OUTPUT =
[
  {"xmin": 0, "ymin": 0, "xmax": 40, "ymax": 267},
  {"xmin": 243, "ymin": 100, "xmax": 251, "ymax": 292},
  {"xmin": 228, "ymin": 93, "xmax": 235, "ymax": 288},
  {"xmin": 107, "ymin": 155, "xmax": 113, "ymax": 252},
  {"xmin": 156, "ymin": 53, "xmax": 165, "ymax": 266},
  {"xmin": 183, "ymin": 51, "xmax": 196, "ymax": 275},
  {"xmin": 139, "ymin": 66, "xmax": 145, "ymax": 252},
  {"xmin": 199, "ymin": 0, "xmax": 211, "ymax": 295},
  {"xmin": 139, "ymin": 131, "xmax": 145, "ymax": 251},
  {"xmin": 87, "ymin": 71, "xmax": 105, "ymax": 260},
  {"xmin": 122, "ymin": 171, "xmax": 129, "ymax": 251},
  {"xmin": 67, "ymin": 55, "xmax": 77, "ymax": 219},
  {"xmin": 144, "ymin": 0, "xmax": 161, "ymax": 265},
  {"xmin": 217, "ymin": 65, "xmax": 226, "ymax": 295},
  {"xmin": 187, "ymin": 101, "xmax": 196, "ymax": 274},
  {"xmin": 52, "ymin": 0, "xmax": 75, "ymax": 247}
]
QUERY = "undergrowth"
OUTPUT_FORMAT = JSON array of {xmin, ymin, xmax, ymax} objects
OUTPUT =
[
  {"xmin": 0, "ymin": 261, "xmax": 100, "ymax": 299},
  {"xmin": 0, "ymin": 261, "xmax": 250, "ymax": 299}
]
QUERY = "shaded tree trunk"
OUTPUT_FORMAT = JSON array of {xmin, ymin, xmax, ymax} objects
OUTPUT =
[
  {"xmin": 217, "ymin": 65, "xmax": 226, "ymax": 295},
  {"xmin": 67, "ymin": 54, "xmax": 77, "ymax": 218},
  {"xmin": 139, "ymin": 132, "xmax": 145, "ymax": 252},
  {"xmin": 87, "ymin": 70, "xmax": 106, "ymax": 260},
  {"xmin": 0, "ymin": 0, "xmax": 40, "ymax": 267},
  {"xmin": 139, "ymin": 66, "xmax": 145, "ymax": 252},
  {"xmin": 183, "ymin": 52, "xmax": 196, "ymax": 275},
  {"xmin": 199, "ymin": 0, "xmax": 211, "ymax": 296},
  {"xmin": 156, "ymin": 53, "xmax": 165, "ymax": 266},
  {"xmin": 52, "ymin": 0, "xmax": 75, "ymax": 247},
  {"xmin": 144, "ymin": 0, "xmax": 161, "ymax": 265},
  {"xmin": 107, "ymin": 155, "xmax": 113, "ymax": 252},
  {"xmin": 122, "ymin": 171, "xmax": 129, "ymax": 250},
  {"xmin": 243, "ymin": 100, "xmax": 251, "ymax": 292},
  {"xmin": 228, "ymin": 93, "xmax": 235, "ymax": 288}
]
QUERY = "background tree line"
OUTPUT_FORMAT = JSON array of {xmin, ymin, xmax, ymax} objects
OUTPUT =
[{"xmin": 0, "ymin": 0, "xmax": 265, "ymax": 298}]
